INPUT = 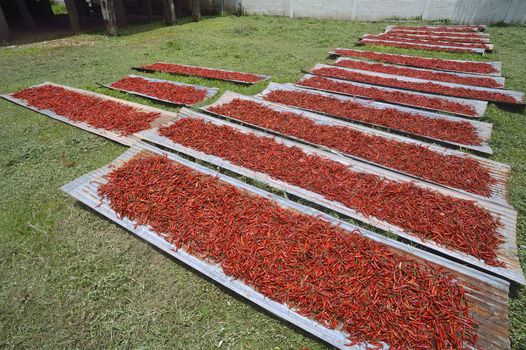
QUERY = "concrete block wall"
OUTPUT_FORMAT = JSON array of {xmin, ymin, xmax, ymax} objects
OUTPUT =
[{"xmin": 229, "ymin": 0, "xmax": 526, "ymax": 24}]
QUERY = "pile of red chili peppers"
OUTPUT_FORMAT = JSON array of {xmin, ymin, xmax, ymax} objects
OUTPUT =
[
  {"xmin": 333, "ymin": 49, "xmax": 499, "ymax": 74},
  {"xmin": 208, "ymin": 98, "xmax": 494, "ymax": 196},
  {"xmin": 99, "ymin": 152, "xmax": 479, "ymax": 349},
  {"xmin": 297, "ymin": 76, "xmax": 479, "ymax": 116},
  {"xmin": 263, "ymin": 89, "xmax": 482, "ymax": 144},
  {"xmin": 158, "ymin": 118, "xmax": 503, "ymax": 266},
  {"xmin": 333, "ymin": 59, "xmax": 501, "ymax": 88},
  {"xmin": 310, "ymin": 68, "xmax": 520, "ymax": 104},
  {"xmin": 140, "ymin": 63, "xmax": 263, "ymax": 83},
  {"xmin": 389, "ymin": 25, "xmax": 483, "ymax": 32},
  {"xmin": 368, "ymin": 35, "xmax": 491, "ymax": 50},
  {"xmin": 110, "ymin": 76, "xmax": 208, "ymax": 105},
  {"xmin": 12, "ymin": 85, "xmax": 159, "ymax": 135},
  {"xmin": 379, "ymin": 32, "xmax": 490, "ymax": 44},
  {"xmin": 360, "ymin": 38, "xmax": 481, "ymax": 53},
  {"xmin": 389, "ymin": 30, "xmax": 488, "ymax": 38}
]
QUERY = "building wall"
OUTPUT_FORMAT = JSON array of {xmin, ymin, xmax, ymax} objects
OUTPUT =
[{"xmin": 230, "ymin": 0, "xmax": 526, "ymax": 24}]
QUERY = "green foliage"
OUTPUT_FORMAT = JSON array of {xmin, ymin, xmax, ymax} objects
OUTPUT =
[{"xmin": 0, "ymin": 16, "xmax": 525, "ymax": 349}]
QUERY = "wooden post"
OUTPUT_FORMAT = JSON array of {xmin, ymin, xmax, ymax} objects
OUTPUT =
[
  {"xmin": 100, "ymin": 0, "xmax": 118, "ymax": 36},
  {"xmin": 162, "ymin": 0, "xmax": 176, "ymax": 25},
  {"xmin": 0, "ymin": 5, "xmax": 10, "ymax": 42},
  {"xmin": 40, "ymin": 0, "xmax": 54, "ymax": 18},
  {"xmin": 141, "ymin": 0, "xmax": 153, "ymax": 21},
  {"xmin": 64, "ymin": 0, "xmax": 82, "ymax": 31},
  {"xmin": 192, "ymin": 0, "xmax": 200, "ymax": 21},
  {"xmin": 114, "ymin": 0, "xmax": 127, "ymax": 27},
  {"xmin": 15, "ymin": 0, "xmax": 36, "ymax": 29}
]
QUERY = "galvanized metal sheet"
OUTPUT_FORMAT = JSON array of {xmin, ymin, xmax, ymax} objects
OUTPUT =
[
  {"xmin": 360, "ymin": 37, "xmax": 486, "ymax": 54},
  {"xmin": 308, "ymin": 64, "xmax": 523, "ymax": 104},
  {"xmin": 256, "ymin": 83, "xmax": 493, "ymax": 155},
  {"xmin": 362, "ymin": 34, "xmax": 495, "ymax": 52},
  {"xmin": 201, "ymin": 91, "xmax": 511, "ymax": 207},
  {"xmin": 136, "ymin": 109, "xmax": 524, "ymax": 285},
  {"xmin": 62, "ymin": 141, "xmax": 511, "ymax": 350},
  {"xmin": 380, "ymin": 31, "xmax": 492, "ymax": 43},
  {"xmin": 385, "ymin": 26, "xmax": 490, "ymax": 36},
  {"xmin": 298, "ymin": 73, "xmax": 488, "ymax": 118},
  {"xmin": 332, "ymin": 57, "xmax": 505, "ymax": 88},
  {"xmin": 1, "ymin": 82, "xmax": 180, "ymax": 146},
  {"xmin": 329, "ymin": 48, "xmax": 502, "ymax": 76},
  {"xmin": 132, "ymin": 62, "xmax": 271, "ymax": 85},
  {"xmin": 101, "ymin": 74, "xmax": 218, "ymax": 107},
  {"xmin": 385, "ymin": 25, "xmax": 487, "ymax": 32}
]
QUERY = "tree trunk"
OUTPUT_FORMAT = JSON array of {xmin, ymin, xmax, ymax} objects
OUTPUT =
[
  {"xmin": 114, "ymin": 0, "xmax": 127, "ymax": 27},
  {"xmin": 64, "ymin": 0, "xmax": 82, "ymax": 31},
  {"xmin": 0, "ymin": 5, "xmax": 10, "ymax": 42},
  {"xmin": 162, "ymin": 0, "xmax": 176, "ymax": 25},
  {"xmin": 100, "ymin": 0, "xmax": 118, "ymax": 36},
  {"xmin": 15, "ymin": 0, "xmax": 36, "ymax": 29},
  {"xmin": 141, "ymin": 0, "xmax": 153, "ymax": 21},
  {"xmin": 192, "ymin": 0, "xmax": 201, "ymax": 22}
]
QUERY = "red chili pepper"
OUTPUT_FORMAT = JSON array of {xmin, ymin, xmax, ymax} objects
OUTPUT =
[
  {"xmin": 12, "ymin": 85, "xmax": 159, "ymax": 135},
  {"xmin": 334, "ymin": 59, "xmax": 501, "ymax": 88},
  {"xmin": 376, "ymin": 32, "xmax": 491, "ymax": 44},
  {"xmin": 367, "ymin": 35, "xmax": 492, "ymax": 50},
  {"xmin": 360, "ymin": 38, "xmax": 481, "ymax": 54},
  {"xmin": 263, "ymin": 89, "xmax": 482, "ymax": 144},
  {"xmin": 111, "ymin": 77, "xmax": 208, "ymax": 105},
  {"xmin": 333, "ymin": 49, "xmax": 499, "ymax": 74},
  {"xmin": 208, "ymin": 98, "xmax": 494, "ymax": 196},
  {"xmin": 98, "ymin": 152, "xmax": 480, "ymax": 349},
  {"xmin": 310, "ymin": 68, "xmax": 519, "ymax": 104},
  {"xmin": 158, "ymin": 118, "xmax": 504, "ymax": 266},
  {"xmin": 140, "ymin": 63, "xmax": 263, "ymax": 83}
]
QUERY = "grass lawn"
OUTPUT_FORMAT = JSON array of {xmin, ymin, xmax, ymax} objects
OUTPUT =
[{"xmin": 1, "ymin": 15, "xmax": 525, "ymax": 349}]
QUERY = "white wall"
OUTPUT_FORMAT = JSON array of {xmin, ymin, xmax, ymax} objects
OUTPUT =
[{"xmin": 232, "ymin": 0, "xmax": 526, "ymax": 24}]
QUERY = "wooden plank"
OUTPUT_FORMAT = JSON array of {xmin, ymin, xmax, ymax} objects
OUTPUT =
[
  {"xmin": 331, "ymin": 57, "xmax": 505, "ymax": 88},
  {"xmin": 100, "ymin": 0, "xmax": 118, "ymax": 36},
  {"xmin": 1, "ymin": 82, "xmax": 178, "ymax": 146},
  {"xmin": 135, "ymin": 109, "xmax": 524, "ymax": 285},
  {"xmin": 329, "ymin": 48, "xmax": 501, "ymax": 76},
  {"xmin": 257, "ymin": 83, "xmax": 493, "ymax": 155},
  {"xmin": 298, "ymin": 73, "xmax": 488, "ymax": 118},
  {"xmin": 62, "ymin": 141, "xmax": 511, "ymax": 350},
  {"xmin": 307, "ymin": 64, "xmax": 524, "ymax": 104},
  {"xmin": 141, "ymin": 0, "xmax": 153, "ymax": 21},
  {"xmin": 201, "ymin": 91, "xmax": 511, "ymax": 207},
  {"xmin": 360, "ymin": 37, "xmax": 486, "ymax": 55}
]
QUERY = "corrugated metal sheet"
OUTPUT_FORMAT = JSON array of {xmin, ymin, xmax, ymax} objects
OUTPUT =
[
  {"xmin": 360, "ymin": 37, "xmax": 486, "ymax": 54},
  {"xmin": 62, "ymin": 141, "xmax": 511, "ymax": 350},
  {"xmin": 1, "ymin": 82, "xmax": 179, "ymax": 146},
  {"xmin": 101, "ymin": 74, "xmax": 219, "ymax": 107},
  {"xmin": 135, "ymin": 108, "xmax": 524, "ymax": 285},
  {"xmin": 331, "ymin": 57, "xmax": 504, "ymax": 87},
  {"xmin": 298, "ymin": 73, "xmax": 489, "ymax": 118},
  {"xmin": 132, "ymin": 62, "xmax": 271, "ymax": 85},
  {"xmin": 201, "ymin": 91, "xmax": 512, "ymax": 207},
  {"xmin": 256, "ymin": 83, "xmax": 493, "ymax": 155},
  {"xmin": 308, "ymin": 64, "xmax": 524, "ymax": 104},
  {"xmin": 329, "ymin": 48, "xmax": 501, "ymax": 76}
]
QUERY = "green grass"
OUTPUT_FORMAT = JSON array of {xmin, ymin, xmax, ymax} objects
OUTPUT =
[{"xmin": 0, "ymin": 15, "xmax": 525, "ymax": 349}]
